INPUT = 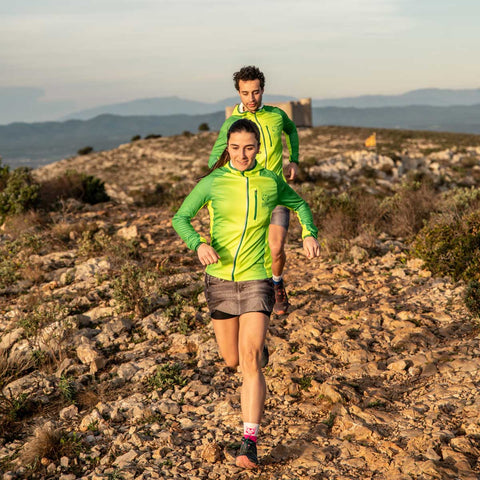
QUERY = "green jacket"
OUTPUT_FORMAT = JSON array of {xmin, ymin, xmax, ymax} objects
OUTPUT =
[
  {"xmin": 172, "ymin": 162, "xmax": 317, "ymax": 282},
  {"xmin": 208, "ymin": 105, "xmax": 299, "ymax": 180}
]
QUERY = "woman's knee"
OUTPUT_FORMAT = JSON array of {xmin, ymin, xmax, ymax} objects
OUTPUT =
[
  {"xmin": 222, "ymin": 353, "xmax": 239, "ymax": 369},
  {"xmin": 240, "ymin": 348, "xmax": 261, "ymax": 374}
]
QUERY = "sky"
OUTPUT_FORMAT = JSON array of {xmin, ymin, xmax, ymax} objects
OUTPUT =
[{"xmin": 1, "ymin": 0, "xmax": 480, "ymax": 122}]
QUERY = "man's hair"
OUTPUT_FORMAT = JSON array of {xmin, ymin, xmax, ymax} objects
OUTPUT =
[{"xmin": 233, "ymin": 66, "xmax": 265, "ymax": 91}]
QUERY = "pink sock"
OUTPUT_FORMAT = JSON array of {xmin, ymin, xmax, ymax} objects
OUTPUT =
[{"xmin": 243, "ymin": 422, "xmax": 259, "ymax": 443}]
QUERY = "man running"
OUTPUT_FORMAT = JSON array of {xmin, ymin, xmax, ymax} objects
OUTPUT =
[{"xmin": 209, "ymin": 66, "xmax": 300, "ymax": 315}]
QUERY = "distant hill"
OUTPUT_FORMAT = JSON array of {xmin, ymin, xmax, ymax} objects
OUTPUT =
[
  {"xmin": 2, "ymin": 87, "xmax": 480, "ymax": 125},
  {"xmin": 62, "ymin": 89, "xmax": 480, "ymax": 121},
  {"xmin": 313, "ymin": 88, "xmax": 480, "ymax": 108},
  {"xmin": 0, "ymin": 112, "xmax": 224, "ymax": 168},
  {"xmin": 62, "ymin": 95, "xmax": 296, "ymax": 121},
  {"xmin": 3, "ymin": 103, "xmax": 480, "ymax": 169},
  {"xmin": 312, "ymin": 104, "xmax": 480, "ymax": 133}
]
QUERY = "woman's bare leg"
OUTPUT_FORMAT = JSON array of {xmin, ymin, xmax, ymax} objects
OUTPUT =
[
  {"xmin": 236, "ymin": 311, "xmax": 269, "ymax": 468},
  {"xmin": 212, "ymin": 316, "xmax": 240, "ymax": 368}
]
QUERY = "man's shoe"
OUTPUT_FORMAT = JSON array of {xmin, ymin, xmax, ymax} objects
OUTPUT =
[
  {"xmin": 260, "ymin": 344, "xmax": 269, "ymax": 368},
  {"xmin": 235, "ymin": 437, "xmax": 258, "ymax": 468},
  {"xmin": 273, "ymin": 280, "xmax": 289, "ymax": 315}
]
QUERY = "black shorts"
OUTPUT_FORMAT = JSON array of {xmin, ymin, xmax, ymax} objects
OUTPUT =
[{"xmin": 270, "ymin": 205, "xmax": 290, "ymax": 229}]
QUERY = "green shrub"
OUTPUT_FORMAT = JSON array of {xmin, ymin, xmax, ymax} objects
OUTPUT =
[
  {"xmin": 131, "ymin": 135, "xmax": 141, "ymax": 142},
  {"xmin": 82, "ymin": 173, "xmax": 110, "ymax": 204},
  {"xmin": 38, "ymin": 170, "xmax": 109, "ymax": 207},
  {"xmin": 379, "ymin": 181, "xmax": 438, "ymax": 238},
  {"xmin": 59, "ymin": 375, "xmax": 77, "ymax": 404},
  {"xmin": 77, "ymin": 146, "xmax": 93, "ymax": 155},
  {"xmin": 145, "ymin": 134, "xmax": 162, "ymax": 139},
  {"xmin": 146, "ymin": 363, "xmax": 187, "ymax": 392},
  {"xmin": 464, "ymin": 280, "xmax": 480, "ymax": 317},
  {"xmin": 0, "ymin": 164, "xmax": 39, "ymax": 222},
  {"xmin": 0, "ymin": 234, "xmax": 42, "ymax": 289},
  {"xmin": 198, "ymin": 122, "xmax": 210, "ymax": 132},
  {"xmin": 112, "ymin": 262, "xmax": 164, "ymax": 317},
  {"xmin": 413, "ymin": 210, "xmax": 480, "ymax": 282}
]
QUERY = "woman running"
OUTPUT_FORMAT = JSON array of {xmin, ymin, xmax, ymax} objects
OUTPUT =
[{"xmin": 172, "ymin": 118, "xmax": 320, "ymax": 469}]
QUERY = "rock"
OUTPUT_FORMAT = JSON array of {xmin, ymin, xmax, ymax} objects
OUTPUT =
[
  {"xmin": 200, "ymin": 442, "xmax": 222, "ymax": 463},
  {"xmin": 76, "ymin": 337, "xmax": 107, "ymax": 373},
  {"xmin": 349, "ymin": 245, "xmax": 369, "ymax": 263},
  {"xmin": 79, "ymin": 409, "xmax": 106, "ymax": 432},
  {"xmin": 0, "ymin": 328, "xmax": 23, "ymax": 352},
  {"xmin": 59, "ymin": 405, "xmax": 78, "ymax": 421},
  {"xmin": 117, "ymin": 225, "xmax": 138, "ymax": 240},
  {"xmin": 113, "ymin": 449, "xmax": 138, "ymax": 467}
]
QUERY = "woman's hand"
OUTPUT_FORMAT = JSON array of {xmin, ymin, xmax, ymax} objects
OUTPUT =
[
  {"xmin": 303, "ymin": 236, "xmax": 321, "ymax": 259},
  {"xmin": 197, "ymin": 243, "xmax": 220, "ymax": 266}
]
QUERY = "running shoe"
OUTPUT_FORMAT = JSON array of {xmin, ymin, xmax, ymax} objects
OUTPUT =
[
  {"xmin": 260, "ymin": 344, "xmax": 269, "ymax": 368},
  {"xmin": 235, "ymin": 437, "xmax": 258, "ymax": 468},
  {"xmin": 273, "ymin": 280, "xmax": 289, "ymax": 315}
]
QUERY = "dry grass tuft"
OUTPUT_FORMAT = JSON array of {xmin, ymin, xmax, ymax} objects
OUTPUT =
[
  {"xmin": 1, "ymin": 211, "xmax": 47, "ymax": 236},
  {"xmin": 21, "ymin": 426, "xmax": 63, "ymax": 466},
  {"xmin": 21, "ymin": 425, "xmax": 84, "ymax": 468}
]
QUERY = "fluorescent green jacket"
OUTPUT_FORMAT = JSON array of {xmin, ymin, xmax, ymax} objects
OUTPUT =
[
  {"xmin": 172, "ymin": 162, "xmax": 317, "ymax": 282},
  {"xmin": 208, "ymin": 105, "xmax": 299, "ymax": 180}
]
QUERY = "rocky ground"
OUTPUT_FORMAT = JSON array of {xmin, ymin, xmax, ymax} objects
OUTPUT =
[{"xmin": 1, "ymin": 126, "xmax": 480, "ymax": 479}]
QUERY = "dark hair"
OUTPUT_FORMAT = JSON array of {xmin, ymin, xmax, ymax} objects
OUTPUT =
[
  {"xmin": 233, "ymin": 66, "xmax": 265, "ymax": 91},
  {"xmin": 208, "ymin": 119, "xmax": 261, "ymax": 174}
]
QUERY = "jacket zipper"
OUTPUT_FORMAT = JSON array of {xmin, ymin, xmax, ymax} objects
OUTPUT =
[
  {"xmin": 254, "ymin": 112, "xmax": 268, "ymax": 169},
  {"xmin": 254, "ymin": 189, "xmax": 257, "ymax": 220},
  {"xmin": 232, "ymin": 176, "xmax": 249, "ymax": 280},
  {"xmin": 266, "ymin": 125, "xmax": 273, "ymax": 147}
]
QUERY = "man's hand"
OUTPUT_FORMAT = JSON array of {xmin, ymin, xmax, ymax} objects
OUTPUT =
[
  {"xmin": 197, "ymin": 243, "xmax": 220, "ymax": 266},
  {"xmin": 303, "ymin": 236, "xmax": 321, "ymax": 259},
  {"xmin": 284, "ymin": 162, "xmax": 299, "ymax": 181}
]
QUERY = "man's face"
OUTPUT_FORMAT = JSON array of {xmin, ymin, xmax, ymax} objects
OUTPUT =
[{"xmin": 237, "ymin": 79, "xmax": 264, "ymax": 113}]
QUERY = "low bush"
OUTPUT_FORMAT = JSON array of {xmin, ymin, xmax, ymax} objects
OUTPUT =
[
  {"xmin": 413, "ymin": 209, "xmax": 480, "ymax": 282},
  {"xmin": 38, "ymin": 170, "xmax": 109, "ymax": 207},
  {"xmin": 0, "ymin": 163, "xmax": 39, "ymax": 222},
  {"xmin": 380, "ymin": 181, "xmax": 438, "ymax": 238},
  {"xmin": 77, "ymin": 146, "xmax": 93, "ymax": 155},
  {"xmin": 464, "ymin": 280, "xmax": 480, "ymax": 317},
  {"xmin": 112, "ymin": 261, "xmax": 164, "ymax": 317},
  {"xmin": 146, "ymin": 363, "xmax": 187, "ymax": 392},
  {"xmin": 0, "ymin": 234, "xmax": 43, "ymax": 289}
]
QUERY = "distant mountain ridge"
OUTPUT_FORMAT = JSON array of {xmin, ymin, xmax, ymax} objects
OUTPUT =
[
  {"xmin": 61, "ymin": 95, "xmax": 296, "ymax": 121},
  {"xmin": 313, "ymin": 88, "xmax": 480, "ymax": 108},
  {"xmin": 2, "ymin": 87, "xmax": 480, "ymax": 125},
  {"xmin": 59, "ymin": 88, "xmax": 480, "ymax": 121},
  {"xmin": 3, "ymin": 103, "xmax": 480, "ymax": 170}
]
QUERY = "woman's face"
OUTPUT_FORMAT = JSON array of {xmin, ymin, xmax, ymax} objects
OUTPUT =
[{"xmin": 227, "ymin": 131, "xmax": 259, "ymax": 171}]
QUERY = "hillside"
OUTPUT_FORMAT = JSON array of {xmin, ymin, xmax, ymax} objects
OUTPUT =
[
  {"xmin": 1, "ymin": 126, "xmax": 480, "ymax": 479},
  {"xmin": 3, "ymin": 103, "xmax": 480, "ymax": 169}
]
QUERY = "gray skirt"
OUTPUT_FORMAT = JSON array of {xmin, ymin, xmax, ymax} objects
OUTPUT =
[{"xmin": 205, "ymin": 273, "xmax": 275, "ymax": 318}]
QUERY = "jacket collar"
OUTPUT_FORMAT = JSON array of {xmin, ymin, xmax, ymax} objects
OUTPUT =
[
  {"xmin": 225, "ymin": 160, "xmax": 262, "ymax": 176},
  {"xmin": 236, "ymin": 103, "xmax": 264, "ymax": 114}
]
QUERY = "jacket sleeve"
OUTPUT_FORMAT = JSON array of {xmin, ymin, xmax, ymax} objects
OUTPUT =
[
  {"xmin": 277, "ymin": 179, "xmax": 318, "ymax": 239},
  {"xmin": 172, "ymin": 177, "xmax": 212, "ymax": 251},
  {"xmin": 279, "ymin": 109, "xmax": 299, "ymax": 164}
]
